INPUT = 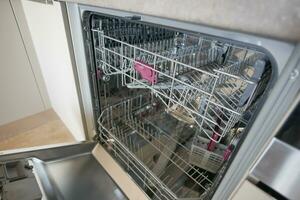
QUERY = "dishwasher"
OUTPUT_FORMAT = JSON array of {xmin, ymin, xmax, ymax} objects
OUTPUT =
[
  {"xmin": 86, "ymin": 13, "xmax": 271, "ymax": 200},
  {"xmin": 1, "ymin": 1, "xmax": 300, "ymax": 200}
]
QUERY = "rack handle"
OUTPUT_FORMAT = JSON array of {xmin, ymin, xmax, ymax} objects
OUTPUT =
[{"xmin": 134, "ymin": 60, "xmax": 158, "ymax": 84}]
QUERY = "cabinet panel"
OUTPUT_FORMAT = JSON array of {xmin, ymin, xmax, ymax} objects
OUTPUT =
[
  {"xmin": 0, "ymin": 0, "xmax": 45, "ymax": 125},
  {"xmin": 20, "ymin": 0, "xmax": 85, "ymax": 141}
]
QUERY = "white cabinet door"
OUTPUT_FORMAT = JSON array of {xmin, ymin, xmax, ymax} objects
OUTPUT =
[
  {"xmin": 19, "ymin": 0, "xmax": 85, "ymax": 141},
  {"xmin": 0, "ymin": 0, "xmax": 46, "ymax": 125}
]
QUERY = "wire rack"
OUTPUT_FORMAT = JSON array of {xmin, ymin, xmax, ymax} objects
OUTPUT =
[
  {"xmin": 92, "ymin": 29, "xmax": 262, "ymax": 144},
  {"xmin": 189, "ymin": 136, "xmax": 227, "ymax": 174},
  {"xmin": 98, "ymin": 94, "xmax": 214, "ymax": 200},
  {"xmin": 91, "ymin": 16, "xmax": 269, "ymax": 199}
]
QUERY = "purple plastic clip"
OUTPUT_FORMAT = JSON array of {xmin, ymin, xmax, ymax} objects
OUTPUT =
[{"xmin": 134, "ymin": 60, "xmax": 157, "ymax": 84}]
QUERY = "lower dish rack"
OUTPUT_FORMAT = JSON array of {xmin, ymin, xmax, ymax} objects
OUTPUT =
[{"xmin": 98, "ymin": 94, "xmax": 214, "ymax": 200}]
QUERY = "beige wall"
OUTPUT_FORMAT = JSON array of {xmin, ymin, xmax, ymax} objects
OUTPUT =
[
  {"xmin": 232, "ymin": 181, "xmax": 274, "ymax": 200},
  {"xmin": 18, "ymin": 0, "xmax": 85, "ymax": 141},
  {"xmin": 64, "ymin": 0, "xmax": 300, "ymax": 41},
  {"xmin": 0, "ymin": 0, "xmax": 49, "ymax": 126}
]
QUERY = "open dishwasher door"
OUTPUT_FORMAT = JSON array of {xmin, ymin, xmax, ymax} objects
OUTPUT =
[
  {"xmin": 0, "ymin": 142, "xmax": 136, "ymax": 200},
  {"xmin": 60, "ymin": 2, "xmax": 300, "ymax": 200}
]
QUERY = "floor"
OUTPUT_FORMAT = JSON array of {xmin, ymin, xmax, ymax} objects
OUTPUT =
[{"xmin": 0, "ymin": 109, "xmax": 75, "ymax": 151}]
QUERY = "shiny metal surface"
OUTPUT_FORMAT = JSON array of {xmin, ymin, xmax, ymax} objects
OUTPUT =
[
  {"xmin": 33, "ymin": 154, "xmax": 127, "ymax": 200},
  {"xmin": 251, "ymin": 138, "xmax": 300, "ymax": 200},
  {"xmin": 0, "ymin": 142, "xmax": 95, "ymax": 162},
  {"xmin": 0, "ymin": 143, "xmax": 128, "ymax": 200}
]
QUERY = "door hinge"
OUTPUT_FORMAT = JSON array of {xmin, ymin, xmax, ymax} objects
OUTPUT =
[{"xmin": 83, "ymin": 26, "xmax": 91, "ymax": 41}]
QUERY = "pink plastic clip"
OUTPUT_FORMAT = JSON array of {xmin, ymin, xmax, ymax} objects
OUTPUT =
[
  {"xmin": 207, "ymin": 133, "xmax": 219, "ymax": 151},
  {"xmin": 223, "ymin": 144, "xmax": 234, "ymax": 161},
  {"xmin": 207, "ymin": 116, "xmax": 221, "ymax": 151},
  {"xmin": 134, "ymin": 60, "xmax": 157, "ymax": 84}
]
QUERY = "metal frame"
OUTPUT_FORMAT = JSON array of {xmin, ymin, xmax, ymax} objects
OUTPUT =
[
  {"xmin": 63, "ymin": 2, "xmax": 299, "ymax": 200},
  {"xmin": 0, "ymin": 142, "xmax": 95, "ymax": 162},
  {"xmin": 64, "ymin": 3, "xmax": 97, "ymax": 139}
]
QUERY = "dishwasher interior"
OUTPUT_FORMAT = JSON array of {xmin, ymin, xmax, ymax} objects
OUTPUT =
[{"xmin": 86, "ymin": 13, "xmax": 272, "ymax": 200}]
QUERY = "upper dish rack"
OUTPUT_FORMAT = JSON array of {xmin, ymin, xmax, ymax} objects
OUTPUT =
[{"xmin": 92, "ymin": 28, "xmax": 266, "ymax": 144}]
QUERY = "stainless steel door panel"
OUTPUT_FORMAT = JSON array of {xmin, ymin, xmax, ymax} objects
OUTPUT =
[
  {"xmin": 0, "ymin": 143, "xmax": 128, "ymax": 200},
  {"xmin": 33, "ymin": 154, "xmax": 127, "ymax": 200},
  {"xmin": 251, "ymin": 138, "xmax": 300, "ymax": 200}
]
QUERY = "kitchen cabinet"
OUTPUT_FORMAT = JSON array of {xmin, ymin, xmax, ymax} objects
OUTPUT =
[{"xmin": 0, "ymin": 0, "xmax": 49, "ymax": 126}]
